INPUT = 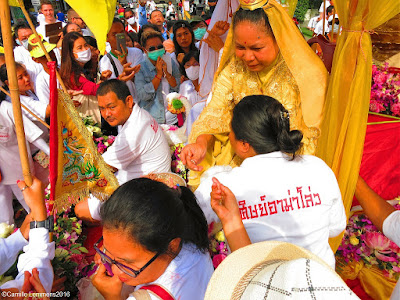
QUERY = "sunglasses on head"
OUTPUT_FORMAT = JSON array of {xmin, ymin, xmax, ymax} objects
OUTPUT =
[{"xmin": 148, "ymin": 45, "xmax": 164, "ymax": 52}]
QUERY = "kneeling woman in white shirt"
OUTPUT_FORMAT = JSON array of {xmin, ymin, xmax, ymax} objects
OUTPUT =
[
  {"xmin": 92, "ymin": 178, "xmax": 214, "ymax": 300},
  {"xmin": 195, "ymin": 95, "xmax": 346, "ymax": 269},
  {"xmin": 178, "ymin": 50, "xmax": 207, "ymax": 137}
]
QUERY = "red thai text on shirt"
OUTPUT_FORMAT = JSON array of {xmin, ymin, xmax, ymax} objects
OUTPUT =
[{"xmin": 238, "ymin": 186, "xmax": 322, "ymax": 220}]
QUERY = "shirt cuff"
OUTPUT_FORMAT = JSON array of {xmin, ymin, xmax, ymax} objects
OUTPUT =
[
  {"xmin": 383, "ymin": 210, "xmax": 400, "ymax": 246},
  {"xmin": 6, "ymin": 229, "xmax": 28, "ymax": 252}
]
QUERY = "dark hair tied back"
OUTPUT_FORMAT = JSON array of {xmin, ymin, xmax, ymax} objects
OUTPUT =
[
  {"xmin": 100, "ymin": 178, "xmax": 209, "ymax": 256},
  {"xmin": 232, "ymin": 8, "xmax": 274, "ymax": 38},
  {"xmin": 231, "ymin": 95, "xmax": 303, "ymax": 159}
]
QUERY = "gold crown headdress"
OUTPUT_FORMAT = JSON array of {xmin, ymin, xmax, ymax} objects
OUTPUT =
[{"xmin": 239, "ymin": 0, "xmax": 269, "ymax": 10}]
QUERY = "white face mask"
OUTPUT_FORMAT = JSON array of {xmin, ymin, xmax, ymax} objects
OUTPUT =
[
  {"xmin": 74, "ymin": 48, "xmax": 92, "ymax": 63},
  {"xmin": 185, "ymin": 65, "xmax": 200, "ymax": 81},
  {"xmin": 127, "ymin": 16, "xmax": 136, "ymax": 25}
]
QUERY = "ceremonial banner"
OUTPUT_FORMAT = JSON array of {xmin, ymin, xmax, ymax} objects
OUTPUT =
[
  {"xmin": 65, "ymin": 0, "xmax": 117, "ymax": 54},
  {"xmin": 48, "ymin": 62, "xmax": 118, "ymax": 212}
]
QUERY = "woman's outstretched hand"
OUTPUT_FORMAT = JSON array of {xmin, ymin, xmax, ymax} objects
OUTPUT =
[
  {"xmin": 180, "ymin": 142, "xmax": 207, "ymax": 171},
  {"xmin": 210, "ymin": 177, "xmax": 240, "ymax": 224}
]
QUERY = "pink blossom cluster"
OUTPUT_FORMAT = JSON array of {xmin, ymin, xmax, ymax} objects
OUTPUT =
[
  {"xmin": 94, "ymin": 135, "xmax": 116, "ymax": 154},
  {"xmin": 369, "ymin": 63, "xmax": 400, "ymax": 116},
  {"xmin": 337, "ymin": 204, "xmax": 400, "ymax": 279},
  {"xmin": 208, "ymin": 222, "xmax": 228, "ymax": 269}
]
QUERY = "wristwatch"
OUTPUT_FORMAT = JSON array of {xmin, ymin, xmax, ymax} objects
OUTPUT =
[{"xmin": 30, "ymin": 216, "xmax": 54, "ymax": 232}]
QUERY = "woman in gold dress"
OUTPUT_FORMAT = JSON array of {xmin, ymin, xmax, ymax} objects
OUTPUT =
[{"xmin": 181, "ymin": 0, "xmax": 328, "ymax": 187}]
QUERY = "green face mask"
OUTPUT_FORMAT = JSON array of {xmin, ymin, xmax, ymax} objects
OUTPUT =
[
  {"xmin": 147, "ymin": 48, "xmax": 165, "ymax": 61},
  {"xmin": 194, "ymin": 27, "xmax": 207, "ymax": 40}
]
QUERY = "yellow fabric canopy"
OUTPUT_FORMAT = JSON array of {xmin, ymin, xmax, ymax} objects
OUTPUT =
[
  {"xmin": 64, "ymin": 0, "xmax": 117, "ymax": 54},
  {"xmin": 316, "ymin": 0, "xmax": 400, "ymax": 252}
]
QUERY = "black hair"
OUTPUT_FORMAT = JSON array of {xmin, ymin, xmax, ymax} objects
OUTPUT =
[
  {"xmin": 96, "ymin": 79, "xmax": 131, "ymax": 103},
  {"xmin": 62, "ymin": 22, "xmax": 80, "ymax": 36},
  {"xmin": 231, "ymin": 95, "xmax": 303, "ymax": 159},
  {"xmin": 172, "ymin": 20, "xmax": 197, "ymax": 56},
  {"xmin": 179, "ymin": 50, "xmax": 200, "ymax": 78},
  {"xmin": 141, "ymin": 30, "xmax": 164, "ymax": 48},
  {"xmin": 100, "ymin": 178, "xmax": 209, "ymax": 255},
  {"xmin": 124, "ymin": 8, "xmax": 134, "ymax": 16},
  {"xmin": 191, "ymin": 20, "xmax": 207, "ymax": 29},
  {"xmin": 112, "ymin": 17, "xmax": 124, "ymax": 27},
  {"xmin": 232, "ymin": 8, "xmax": 274, "ymax": 38},
  {"xmin": 13, "ymin": 22, "xmax": 31, "ymax": 39},
  {"xmin": 138, "ymin": 24, "xmax": 161, "ymax": 46},
  {"xmin": 0, "ymin": 62, "xmax": 25, "ymax": 84},
  {"xmin": 84, "ymin": 35, "xmax": 98, "ymax": 49},
  {"xmin": 167, "ymin": 20, "xmax": 176, "ymax": 32},
  {"xmin": 150, "ymin": 9, "xmax": 164, "ymax": 19},
  {"xmin": 127, "ymin": 31, "xmax": 139, "ymax": 44},
  {"xmin": 326, "ymin": 5, "xmax": 334, "ymax": 15}
]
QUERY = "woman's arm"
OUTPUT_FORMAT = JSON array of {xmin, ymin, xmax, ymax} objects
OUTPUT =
[{"xmin": 210, "ymin": 177, "xmax": 251, "ymax": 252}]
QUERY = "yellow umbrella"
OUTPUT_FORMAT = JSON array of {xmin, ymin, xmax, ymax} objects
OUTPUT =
[{"xmin": 65, "ymin": 0, "xmax": 117, "ymax": 54}]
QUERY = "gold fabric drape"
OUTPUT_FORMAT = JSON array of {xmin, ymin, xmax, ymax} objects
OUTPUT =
[{"xmin": 316, "ymin": 0, "xmax": 400, "ymax": 251}]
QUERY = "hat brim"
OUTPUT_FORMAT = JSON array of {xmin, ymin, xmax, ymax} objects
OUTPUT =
[
  {"xmin": 205, "ymin": 241, "xmax": 339, "ymax": 300},
  {"xmin": 30, "ymin": 43, "xmax": 56, "ymax": 58}
]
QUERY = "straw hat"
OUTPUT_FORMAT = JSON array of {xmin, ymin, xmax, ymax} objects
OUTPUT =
[{"xmin": 205, "ymin": 241, "xmax": 359, "ymax": 300}]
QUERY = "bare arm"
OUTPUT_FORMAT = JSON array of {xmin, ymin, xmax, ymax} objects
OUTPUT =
[{"xmin": 354, "ymin": 176, "xmax": 395, "ymax": 232}]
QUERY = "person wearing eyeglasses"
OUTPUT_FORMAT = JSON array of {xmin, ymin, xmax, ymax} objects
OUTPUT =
[
  {"xmin": 135, "ymin": 30, "xmax": 181, "ymax": 125},
  {"xmin": 91, "ymin": 177, "xmax": 213, "ymax": 300}
]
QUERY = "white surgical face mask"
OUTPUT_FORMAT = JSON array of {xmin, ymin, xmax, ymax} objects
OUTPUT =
[
  {"xmin": 185, "ymin": 65, "xmax": 200, "ymax": 81},
  {"xmin": 127, "ymin": 16, "xmax": 136, "ymax": 25},
  {"xmin": 74, "ymin": 48, "xmax": 92, "ymax": 63}
]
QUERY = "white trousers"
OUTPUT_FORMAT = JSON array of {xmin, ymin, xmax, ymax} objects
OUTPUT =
[{"xmin": 0, "ymin": 183, "xmax": 30, "ymax": 225}]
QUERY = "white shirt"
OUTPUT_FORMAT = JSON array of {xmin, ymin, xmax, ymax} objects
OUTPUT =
[
  {"xmin": 319, "ymin": 0, "xmax": 332, "ymax": 13},
  {"xmin": 35, "ymin": 20, "xmax": 66, "ymax": 42},
  {"xmin": 35, "ymin": 70, "xmax": 61, "ymax": 105},
  {"xmin": 19, "ymin": 91, "xmax": 47, "ymax": 122},
  {"xmin": 0, "ymin": 101, "xmax": 42, "ymax": 184},
  {"xmin": 314, "ymin": 19, "xmax": 330, "ymax": 35},
  {"xmin": 308, "ymin": 16, "xmax": 320, "ymax": 30},
  {"xmin": 0, "ymin": 229, "xmax": 28, "ymax": 275},
  {"xmin": 99, "ymin": 47, "xmax": 143, "ymax": 101},
  {"xmin": 130, "ymin": 244, "xmax": 214, "ymax": 300},
  {"xmin": 102, "ymin": 104, "xmax": 171, "ymax": 184},
  {"xmin": 195, "ymin": 152, "xmax": 347, "ymax": 269},
  {"xmin": 383, "ymin": 211, "xmax": 400, "ymax": 300},
  {"xmin": 0, "ymin": 228, "xmax": 55, "ymax": 293}
]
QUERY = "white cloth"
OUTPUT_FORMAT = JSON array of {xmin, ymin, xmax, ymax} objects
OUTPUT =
[
  {"xmin": 0, "ymin": 228, "xmax": 55, "ymax": 293},
  {"xmin": 20, "ymin": 91, "xmax": 47, "ymax": 121},
  {"xmin": 179, "ymin": 80, "xmax": 207, "ymax": 136},
  {"xmin": 195, "ymin": 152, "xmax": 346, "ymax": 270},
  {"xmin": 130, "ymin": 244, "xmax": 214, "ymax": 300},
  {"xmin": 35, "ymin": 70, "xmax": 61, "ymax": 105},
  {"xmin": 308, "ymin": 16, "xmax": 320, "ymax": 30},
  {"xmin": 0, "ymin": 183, "xmax": 28, "ymax": 225},
  {"xmin": 99, "ymin": 47, "xmax": 143, "ymax": 101},
  {"xmin": 0, "ymin": 229, "xmax": 28, "ymax": 274},
  {"xmin": 35, "ymin": 20, "xmax": 66, "ymax": 42},
  {"xmin": 102, "ymin": 104, "xmax": 171, "ymax": 183},
  {"xmin": 383, "ymin": 211, "xmax": 400, "ymax": 300},
  {"xmin": 314, "ymin": 19, "xmax": 330, "ymax": 35},
  {"xmin": 319, "ymin": 0, "xmax": 332, "ymax": 13},
  {"xmin": 198, "ymin": 0, "xmax": 240, "ymax": 99}
]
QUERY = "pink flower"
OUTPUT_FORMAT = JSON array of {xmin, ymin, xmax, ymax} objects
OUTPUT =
[
  {"xmin": 369, "ymin": 100, "xmax": 385, "ymax": 112},
  {"xmin": 212, "ymin": 253, "xmax": 227, "ymax": 268},
  {"xmin": 107, "ymin": 136, "xmax": 115, "ymax": 145},
  {"xmin": 365, "ymin": 232, "xmax": 391, "ymax": 252},
  {"xmin": 97, "ymin": 143, "xmax": 107, "ymax": 154},
  {"xmin": 391, "ymin": 103, "xmax": 400, "ymax": 116}
]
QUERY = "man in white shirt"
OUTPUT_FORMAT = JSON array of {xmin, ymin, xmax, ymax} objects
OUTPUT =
[
  {"xmin": 307, "ymin": 15, "xmax": 320, "ymax": 32},
  {"xmin": 314, "ymin": 5, "xmax": 334, "ymax": 36},
  {"xmin": 99, "ymin": 18, "xmax": 143, "ymax": 100},
  {"xmin": 319, "ymin": 0, "xmax": 333, "ymax": 20},
  {"xmin": 13, "ymin": 23, "xmax": 43, "ymax": 84},
  {"xmin": 74, "ymin": 79, "xmax": 171, "ymax": 221},
  {"xmin": 35, "ymin": 0, "xmax": 65, "ymax": 42}
]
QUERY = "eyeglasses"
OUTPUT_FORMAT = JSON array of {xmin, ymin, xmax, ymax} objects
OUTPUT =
[
  {"xmin": 94, "ymin": 236, "xmax": 160, "ymax": 278},
  {"xmin": 148, "ymin": 44, "xmax": 164, "ymax": 52}
]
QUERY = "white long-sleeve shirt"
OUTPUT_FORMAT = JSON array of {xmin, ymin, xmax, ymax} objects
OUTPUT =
[
  {"xmin": 0, "ymin": 228, "xmax": 55, "ymax": 293},
  {"xmin": 0, "ymin": 229, "xmax": 28, "ymax": 275},
  {"xmin": 195, "ymin": 152, "xmax": 347, "ymax": 269}
]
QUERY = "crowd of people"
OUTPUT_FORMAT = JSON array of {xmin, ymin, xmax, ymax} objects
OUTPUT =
[{"xmin": 0, "ymin": 0, "xmax": 399, "ymax": 299}]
